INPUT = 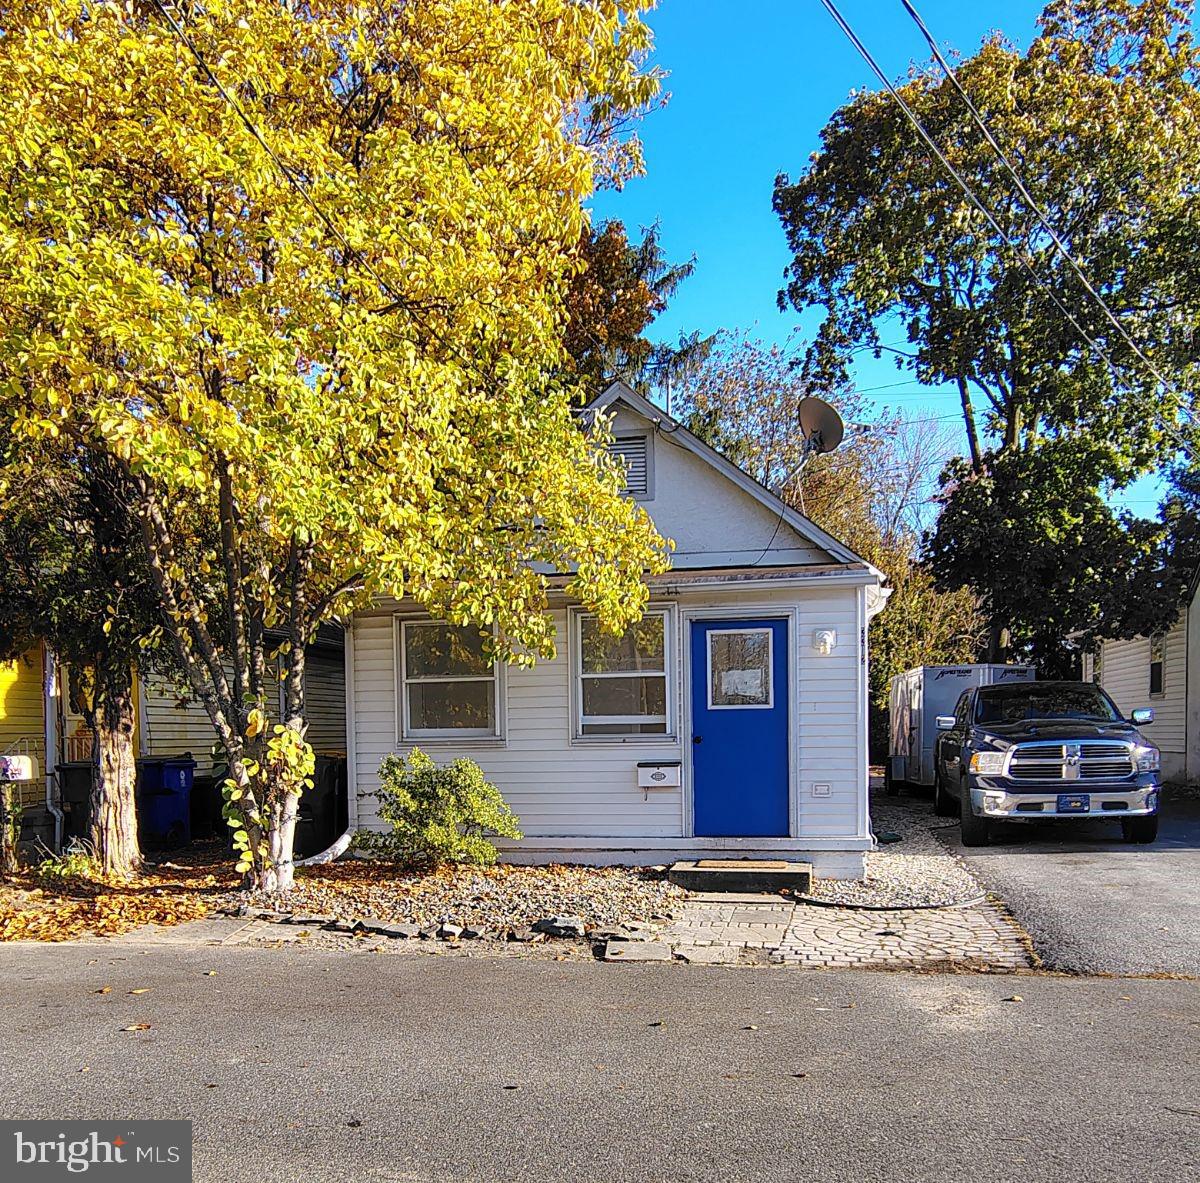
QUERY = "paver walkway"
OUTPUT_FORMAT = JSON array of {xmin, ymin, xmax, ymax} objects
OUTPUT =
[{"xmin": 658, "ymin": 894, "xmax": 1032, "ymax": 969}]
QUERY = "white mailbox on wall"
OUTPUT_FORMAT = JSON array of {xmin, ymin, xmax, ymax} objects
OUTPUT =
[
  {"xmin": 637, "ymin": 761, "xmax": 681, "ymax": 790},
  {"xmin": 0, "ymin": 754, "xmax": 38, "ymax": 782}
]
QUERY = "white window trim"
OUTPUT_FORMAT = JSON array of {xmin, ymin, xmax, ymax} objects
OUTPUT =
[
  {"xmin": 570, "ymin": 605, "xmax": 676, "ymax": 743},
  {"xmin": 394, "ymin": 617, "xmax": 504, "ymax": 743},
  {"xmin": 705, "ymin": 626, "xmax": 775, "ymax": 711}
]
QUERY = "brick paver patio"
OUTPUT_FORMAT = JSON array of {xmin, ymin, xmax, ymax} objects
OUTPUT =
[{"xmin": 658, "ymin": 895, "xmax": 1033, "ymax": 969}]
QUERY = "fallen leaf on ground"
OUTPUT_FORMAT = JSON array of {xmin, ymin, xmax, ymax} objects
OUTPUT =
[
  {"xmin": 93, "ymin": 986, "xmax": 112, "ymax": 995},
  {"xmin": 1002, "ymin": 995, "xmax": 1024, "ymax": 1003},
  {"xmin": 121, "ymin": 1023, "xmax": 151, "ymax": 1032},
  {"xmin": 129, "ymin": 988, "xmax": 150, "ymax": 995}
]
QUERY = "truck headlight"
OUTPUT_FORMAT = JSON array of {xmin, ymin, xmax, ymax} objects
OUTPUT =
[
  {"xmin": 1134, "ymin": 745, "xmax": 1160, "ymax": 772},
  {"xmin": 969, "ymin": 751, "xmax": 1007, "ymax": 775}
]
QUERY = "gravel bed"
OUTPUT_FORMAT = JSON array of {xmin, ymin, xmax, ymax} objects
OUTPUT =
[
  {"xmin": 801, "ymin": 795, "xmax": 985, "ymax": 909},
  {"xmin": 255, "ymin": 861, "xmax": 687, "ymax": 934}
]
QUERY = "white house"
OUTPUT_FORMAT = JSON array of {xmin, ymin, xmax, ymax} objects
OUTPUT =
[
  {"xmin": 346, "ymin": 381, "xmax": 889, "ymax": 878},
  {"xmin": 1087, "ymin": 571, "xmax": 1200, "ymax": 783}
]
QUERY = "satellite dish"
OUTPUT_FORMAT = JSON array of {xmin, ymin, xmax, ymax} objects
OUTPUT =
[{"xmin": 797, "ymin": 396, "xmax": 845, "ymax": 454}]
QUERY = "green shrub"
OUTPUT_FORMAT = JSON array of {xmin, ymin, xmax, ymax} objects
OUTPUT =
[
  {"xmin": 37, "ymin": 841, "xmax": 102, "ymax": 884},
  {"xmin": 359, "ymin": 748, "xmax": 522, "ymax": 868}
]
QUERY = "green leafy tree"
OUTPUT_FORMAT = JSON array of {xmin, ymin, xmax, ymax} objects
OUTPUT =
[
  {"xmin": 774, "ymin": 0, "xmax": 1200, "ymax": 660},
  {"xmin": 0, "ymin": 442, "xmax": 190, "ymax": 876},
  {"xmin": 925, "ymin": 443, "xmax": 1173, "ymax": 673},
  {"xmin": 0, "ymin": 0, "xmax": 668, "ymax": 891}
]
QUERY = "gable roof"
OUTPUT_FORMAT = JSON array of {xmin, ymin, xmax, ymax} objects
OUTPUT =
[{"xmin": 583, "ymin": 379, "xmax": 882, "ymax": 576}]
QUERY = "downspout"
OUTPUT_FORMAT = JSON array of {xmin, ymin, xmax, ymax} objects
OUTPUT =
[
  {"xmin": 296, "ymin": 618, "xmax": 357, "ymax": 866},
  {"xmin": 861, "ymin": 582, "xmax": 891, "ymax": 845},
  {"xmin": 43, "ymin": 646, "xmax": 64, "ymax": 849},
  {"xmin": 857, "ymin": 585, "xmax": 872, "ymax": 846}
]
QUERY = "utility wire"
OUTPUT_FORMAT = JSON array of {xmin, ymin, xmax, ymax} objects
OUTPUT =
[
  {"xmin": 900, "ymin": 0, "xmax": 1185, "ymax": 405},
  {"xmin": 817, "ymin": 0, "xmax": 1191, "ymax": 454},
  {"xmin": 149, "ymin": 0, "xmax": 407, "ymax": 310}
]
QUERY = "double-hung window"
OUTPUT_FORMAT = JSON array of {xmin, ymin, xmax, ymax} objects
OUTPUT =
[
  {"xmin": 575, "ymin": 609, "xmax": 672, "ymax": 738},
  {"xmin": 398, "ymin": 621, "xmax": 499, "ymax": 739}
]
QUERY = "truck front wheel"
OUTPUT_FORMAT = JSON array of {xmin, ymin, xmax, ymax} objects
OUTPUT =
[
  {"xmin": 1121, "ymin": 815, "xmax": 1158, "ymax": 844},
  {"xmin": 959, "ymin": 782, "xmax": 991, "ymax": 846}
]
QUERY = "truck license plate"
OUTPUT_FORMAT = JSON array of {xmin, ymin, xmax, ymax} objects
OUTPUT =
[{"xmin": 1057, "ymin": 793, "xmax": 1090, "ymax": 813}]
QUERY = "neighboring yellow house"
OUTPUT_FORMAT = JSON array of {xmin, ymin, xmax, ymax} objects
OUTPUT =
[
  {"xmin": 0, "ymin": 647, "xmax": 49, "ymax": 812},
  {"xmin": 0, "ymin": 634, "xmax": 347, "ymax": 849}
]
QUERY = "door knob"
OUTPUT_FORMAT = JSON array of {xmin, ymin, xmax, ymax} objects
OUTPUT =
[{"xmin": 692, "ymin": 735, "xmax": 703, "ymax": 744}]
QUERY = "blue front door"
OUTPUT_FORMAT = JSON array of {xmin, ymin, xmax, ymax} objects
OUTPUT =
[{"xmin": 691, "ymin": 618, "xmax": 790, "ymax": 838}]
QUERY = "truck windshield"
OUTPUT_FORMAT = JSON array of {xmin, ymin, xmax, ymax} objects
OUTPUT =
[{"xmin": 975, "ymin": 683, "xmax": 1122, "ymax": 725}]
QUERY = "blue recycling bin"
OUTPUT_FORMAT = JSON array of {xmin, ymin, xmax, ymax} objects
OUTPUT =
[{"xmin": 137, "ymin": 758, "xmax": 194, "ymax": 848}]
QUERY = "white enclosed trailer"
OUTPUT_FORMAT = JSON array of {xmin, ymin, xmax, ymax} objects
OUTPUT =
[{"xmin": 886, "ymin": 665, "xmax": 1036, "ymax": 791}]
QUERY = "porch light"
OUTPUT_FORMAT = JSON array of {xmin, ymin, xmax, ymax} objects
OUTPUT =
[{"xmin": 812, "ymin": 629, "xmax": 837, "ymax": 656}]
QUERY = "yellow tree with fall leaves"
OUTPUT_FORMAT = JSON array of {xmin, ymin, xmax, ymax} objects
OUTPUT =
[{"xmin": 0, "ymin": 0, "xmax": 669, "ymax": 890}]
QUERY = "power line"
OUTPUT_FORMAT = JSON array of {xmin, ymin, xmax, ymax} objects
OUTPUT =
[
  {"xmin": 900, "ymin": 0, "xmax": 1187, "ymax": 409},
  {"xmin": 817, "ymin": 0, "xmax": 1191, "ymax": 454},
  {"xmin": 144, "ymin": 0, "xmax": 422, "ymax": 319}
]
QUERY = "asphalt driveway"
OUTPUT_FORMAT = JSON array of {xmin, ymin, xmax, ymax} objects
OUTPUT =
[
  {"xmin": 892, "ymin": 784, "xmax": 1200, "ymax": 975},
  {"xmin": 2, "ymin": 943, "xmax": 1199, "ymax": 1183}
]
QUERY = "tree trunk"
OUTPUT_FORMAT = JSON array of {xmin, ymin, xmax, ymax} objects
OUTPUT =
[
  {"xmin": 263, "ymin": 793, "xmax": 299, "ymax": 894},
  {"xmin": 0, "ymin": 783, "xmax": 17, "ymax": 876},
  {"xmin": 88, "ymin": 654, "xmax": 141, "ymax": 878},
  {"xmin": 986, "ymin": 623, "xmax": 1010, "ymax": 665},
  {"xmin": 262, "ymin": 636, "xmax": 307, "ymax": 894}
]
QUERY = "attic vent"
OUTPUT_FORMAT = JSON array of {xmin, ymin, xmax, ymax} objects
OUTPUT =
[{"xmin": 607, "ymin": 434, "xmax": 650, "ymax": 497}]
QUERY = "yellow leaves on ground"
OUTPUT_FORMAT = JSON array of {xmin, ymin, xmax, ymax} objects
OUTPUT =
[
  {"xmin": 0, "ymin": 892, "xmax": 211, "ymax": 943},
  {"xmin": 0, "ymin": 842, "xmax": 235, "ymax": 942}
]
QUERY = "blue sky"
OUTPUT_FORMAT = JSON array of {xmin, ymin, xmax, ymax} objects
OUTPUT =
[{"xmin": 591, "ymin": 0, "xmax": 1164, "ymax": 517}]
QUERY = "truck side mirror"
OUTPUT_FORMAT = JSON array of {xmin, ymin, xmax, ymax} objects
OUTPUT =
[
  {"xmin": 1131, "ymin": 708, "xmax": 1154, "ymax": 726},
  {"xmin": 935, "ymin": 715, "xmax": 956, "ymax": 731}
]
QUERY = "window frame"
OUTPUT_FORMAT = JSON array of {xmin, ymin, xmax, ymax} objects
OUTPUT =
[
  {"xmin": 1149, "ymin": 634, "xmax": 1165, "ymax": 698},
  {"xmin": 394, "ymin": 618, "xmax": 503, "ymax": 743},
  {"xmin": 705, "ymin": 626, "xmax": 775, "ymax": 711},
  {"xmin": 570, "ymin": 605, "xmax": 675, "ymax": 743}
]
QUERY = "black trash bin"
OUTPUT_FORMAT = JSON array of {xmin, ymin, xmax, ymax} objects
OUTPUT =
[
  {"xmin": 189, "ymin": 769, "xmax": 223, "ymax": 840},
  {"xmin": 57, "ymin": 763, "xmax": 93, "ymax": 844},
  {"xmin": 293, "ymin": 755, "xmax": 348, "ymax": 860}
]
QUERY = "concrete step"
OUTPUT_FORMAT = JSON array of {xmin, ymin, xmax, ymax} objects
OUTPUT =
[{"xmin": 668, "ymin": 859, "xmax": 813, "ymax": 894}]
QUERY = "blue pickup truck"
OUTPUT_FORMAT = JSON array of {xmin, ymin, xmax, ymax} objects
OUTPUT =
[{"xmin": 933, "ymin": 680, "xmax": 1161, "ymax": 846}]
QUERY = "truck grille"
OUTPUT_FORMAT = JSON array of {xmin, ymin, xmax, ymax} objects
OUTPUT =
[{"xmin": 1007, "ymin": 741, "xmax": 1134, "ymax": 781}]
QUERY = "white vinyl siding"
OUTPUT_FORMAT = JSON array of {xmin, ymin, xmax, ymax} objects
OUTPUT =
[
  {"xmin": 605, "ymin": 406, "xmax": 830, "ymax": 568},
  {"xmin": 139, "ymin": 672, "xmax": 219, "ymax": 763},
  {"xmin": 304, "ymin": 647, "xmax": 347, "ymax": 754},
  {"xmin": 351, "ymin": 584, "xmax": 866, "ymax": 845},
  {"xmin": 1098, "ymin": 621, "xmax": 1186, "ymax": 778},
  {"xmin": 144, "ymin": 645, "xmax": 346, "ymax": 763}
]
